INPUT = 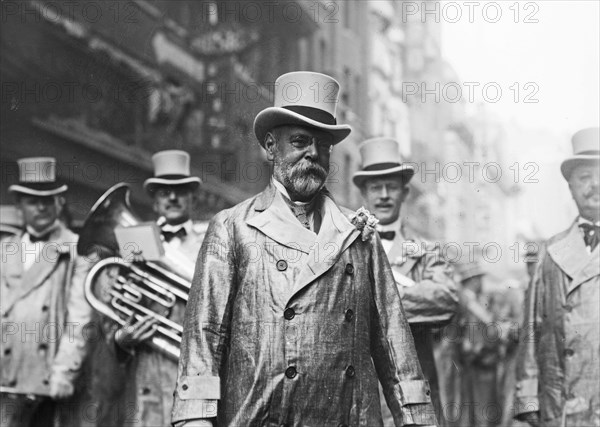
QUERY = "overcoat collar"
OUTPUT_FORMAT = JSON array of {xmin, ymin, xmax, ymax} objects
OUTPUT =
[
  {"xmin": 547, "ymin": 220, "xmax": 600, "ymax": 295},
  {"xmin": 3, "ymin": 224, "xmax": 75, "ymax": 313},
  {"xmin": 247, "ymin": 183, "xmax": 317, "ymax": 254},
  {"xmin": 247, "ymin": 183, "xmax": 360, "ymax": 301}
]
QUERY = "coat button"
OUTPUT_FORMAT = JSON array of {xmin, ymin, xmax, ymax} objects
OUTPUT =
[
  {"xmin": 41, "ymin": 305, "xmax": 49, "ymax": 312},
  {"xmin": 564, "ymin": 348, "xmax": 575, "ymax": 357},
  {"xmin": 345, "ymin": 309, "xmax": 354, "ymax": 322},
  {"xmin": 182, "ymin": 384, "xmax": 188, "ymax": 391},
  {"xmin": 142, "ymin": 387, "xmax": 151, "ymax": 395},
  {"xmin": 8, "ymin": 380, "xmax": 17, "ymax": 387},
  {"xmin": 276, "ymin": 260, "xmax": 288, "ymax": 271},
  {"xmin": 345, "ymin": 365, "xmax": 355, "ymax": 378},
  {"xmin": 285, "ymin": 366, "xmax": 297, "ymax": 379},
  {"xmin": 345, "ymin": 263, "xmax": 354, "ymax": 275},
  {"xmin": 4, "ymin": 348, "xmax": 11, "ymax": 356},
  {"xmin": 42, "ymin": 379, "xmax": 49, "ymax": 386},
  {"xmin": 284, "ymin": 308, "xmax": 295, "ymax": 320}
]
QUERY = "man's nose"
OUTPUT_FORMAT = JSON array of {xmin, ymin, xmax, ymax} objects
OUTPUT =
[
  {"xmin": 380, "ymin": 186, "xmax": 389, "ymax": 198},
  {"xmin": 305, "ymin": 141, "xmax": 318, "ymax": 159},
  {"xmin": 168, "ymin": 191, "xmax": 178, "ymax": 201}
]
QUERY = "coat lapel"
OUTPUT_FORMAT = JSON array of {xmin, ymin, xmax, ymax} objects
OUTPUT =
[
  {"xmin": 568, "ymin": 239, "xmax": 600, "ymax": 295},
  {"xmin": 246, "ymin": 184, "xmax": 317, "ymax": 254},
  {"xmin": 547, "ymin": 221, "xmax": 597, "ymax": 294},
  {"xmin": 290, "ymin": 196, "xmax": 360, "ymax": 299},
  {"xmin": 3, "ymin": 226, "xmax": 70, "ymax": 313}
]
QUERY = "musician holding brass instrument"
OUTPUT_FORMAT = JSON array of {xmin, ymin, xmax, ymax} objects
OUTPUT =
[
  {"xmin": 1, "ymin": 158, "xmax": 93, "ymax": 426},
  {"xmin": 353, "ymin": 138, "xmax": 459, "ymax": 426},
  {"xmin": 103, "ymin": 150, "xmax": 207, "ymax": 427}
]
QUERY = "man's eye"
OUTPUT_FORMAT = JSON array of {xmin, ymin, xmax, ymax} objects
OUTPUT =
[{"xmin": 292, "ymin": 139, "xmax": 310, "ymax": 146}]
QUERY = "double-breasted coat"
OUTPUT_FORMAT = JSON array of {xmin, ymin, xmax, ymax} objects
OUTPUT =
[
  {"xmin": 380, "ymin": 232, "xmax": 458, "ymax": 426},
  {"xmin": 1, "ymin": 223, "xmax": 92, "ymax": 395},
  {"xmin": 514, "ymin": 220, "xmax": 600, "ymax": 426},
  {"xmin": 172, "ymin": 185, "xmax": 437, "ymax": 426},
  {"xmin": 1, "ymin": 223, "xmax": 93, "ymax": 426}
]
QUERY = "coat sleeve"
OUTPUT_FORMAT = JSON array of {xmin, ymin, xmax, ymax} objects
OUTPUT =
[
  {"xmin": 172, "ymin": 212, "xmax": 235, "ymax": 424},
  {"xmin": 370, "ymin": 235, "xmax": 438, "ymax": 426},
  {"xmin": 513, "ymin": 248, "xmax": 544, "ymax": 419},
  {"xmin": 397, "ymin": 247, "xmax": 458, "ymax": 326},
  {"xmin": 51, "ymin": 253, "xmax": 94, "ymax": 385}
]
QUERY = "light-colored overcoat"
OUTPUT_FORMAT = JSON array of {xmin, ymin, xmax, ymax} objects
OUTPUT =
[
  {"xmin": 514, "ymin": 220, "xmax": 600, "ymax": 426},
  {"xmin": 172, "ymin": 185, "xmax": 436, "ymax": 427},
  {"xmin": 0, "ymin": 223, "xmax": 92, "ymax": 395}
]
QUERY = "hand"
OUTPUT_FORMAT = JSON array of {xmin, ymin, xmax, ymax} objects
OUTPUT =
[
  {"xmin": 49, "ymin": 372, "xmax": 74, "ymax": 400},
  {"xmin": 114, "ymin": 314, "xmax": 158, "ymax": 350}
]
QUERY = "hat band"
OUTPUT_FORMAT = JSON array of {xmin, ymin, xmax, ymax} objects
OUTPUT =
[
  {"xmin": 577, "ymin": 150, "xmax": 600, "ymax": 155},
  {"xmin": 363, "ymin": 163, "xmax": 403, "ymax": 172},
  {"xmin": 282, "ymin": 106, "xmax": 337, "ymax": 125},
  {"xmin": 15, "ymin": 182, "xmax": 64, "ymax": 191},
  {"xmin": 154, "ymin": 174, "xmax": 192, "ymax": 180}
]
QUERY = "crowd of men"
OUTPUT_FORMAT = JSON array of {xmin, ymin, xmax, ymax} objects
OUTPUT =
[{"xmin": 1, "ymin": 72, "xmax": 598, "ymax": 427}]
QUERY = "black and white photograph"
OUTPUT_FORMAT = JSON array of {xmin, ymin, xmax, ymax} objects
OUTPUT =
[{"xmin": 1, "ymin": 1, "xmax": 598, "ymax": 426}]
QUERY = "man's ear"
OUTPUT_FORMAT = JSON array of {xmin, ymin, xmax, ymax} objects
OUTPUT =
[
  {"xmin": 264, "ymin": 133, "xmax": 277, "ymax": 161},
  {"xmin": 400, "ymin": 185, "xmax": 410, "ymax": 203},
  {"xmin": 55, "ymin": 196, "xmax": 66, "ymax": 215}
]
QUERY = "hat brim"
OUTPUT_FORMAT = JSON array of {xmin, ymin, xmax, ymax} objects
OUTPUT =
[
  {"xmin": 8, "ymin": 184, "xmax": 68, "ymax": 196},
  {"xmin": 254, "ymin": 107, "xmax": 352, "ymax": 147},
  {"xmin": 352, "ymin": 165, "xmax": 416, "ymax": 188},
  {"xmin": 143, "ymin": 177, "xmax": 201, "ymax": 193},
  {"xmin": 560, "ymin": 155, "xmax": 599, "ymax": 179}
]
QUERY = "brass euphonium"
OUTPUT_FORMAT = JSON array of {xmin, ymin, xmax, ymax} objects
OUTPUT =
[{"xmin": 78, "ymin": 183, "xmax": 194, "ymax": 361}]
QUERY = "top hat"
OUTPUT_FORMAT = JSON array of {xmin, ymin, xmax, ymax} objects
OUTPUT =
[
  {"xmin": 253, "ymin": 71, "xmax": 352, "ymax": 147},
  {"xmin": 8, "ymin": 157, "xmax": 68, "ymax": 196},
  {"xmin": 352, "ymin": 137, "xmax": 416, "ymax": 188},
  {"xmin": 560, "ymin": 127, "xmax": 599, "ymax": 179},
  {"xmin": 143, "ymin": 150, "xmax": 202, "ymax": 193}
]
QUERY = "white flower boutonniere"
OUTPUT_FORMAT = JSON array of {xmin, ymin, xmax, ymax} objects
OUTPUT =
[{"xmin": 349, "ymin": 207, "xmax": 379, "ymax": 242}]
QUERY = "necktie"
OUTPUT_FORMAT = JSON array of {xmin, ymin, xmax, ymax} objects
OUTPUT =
[
  {"xmin": 283, "ymin": 194, "xmax": 321, "ymax": 231},
  {"xmin": 162, "ymin": 227, "xmax": 187, "ymax": 243},
  {"xmin": 379, "ymin": 230, "xmax": 396, "ymax": 241},
  {"xmin": 579, "ymin": 223, "xmax": 599, "ymax": 251}
]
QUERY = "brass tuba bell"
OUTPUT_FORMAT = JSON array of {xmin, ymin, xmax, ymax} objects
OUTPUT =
[{"xmin": 79, "ymin": 183, "xmax": 194, "ymax": 361}]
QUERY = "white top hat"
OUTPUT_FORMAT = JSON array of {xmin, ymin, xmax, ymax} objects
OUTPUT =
[
  {"xmin": 143, "ymin": 150, "xmax": 201, "ymax": 193},
  {"xmin": 561, "ymin": 127, "xmax": 599, "ymax": 179},
  {"xmin": 352, "ymin": 137, "xmax": 415, "ymax": 187},
  {"xmin": 8, "ymin": 157, "xmax": 68, "ymax": 196},
  {"xmin": 253, "ymin": 71, "xmax": 352, "ymax": 147}
]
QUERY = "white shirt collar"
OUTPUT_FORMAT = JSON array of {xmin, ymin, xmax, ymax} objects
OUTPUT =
[
  {"xmin": 271, "ymin": 177, "xmax": 310, "ymax": 206},
  {"xmin": 159, "ymin": 218, "xmax": 193, "ymax": 234},
  {"xmin": 578, "ymin": 216, "xmax": 600, "ymax": 227}
]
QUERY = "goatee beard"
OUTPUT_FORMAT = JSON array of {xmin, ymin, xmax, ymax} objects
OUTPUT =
[{"xmin": 276, "ymin": 160, "xmax": 329, "ymax": 202}]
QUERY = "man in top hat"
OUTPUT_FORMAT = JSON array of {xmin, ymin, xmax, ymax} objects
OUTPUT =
[
  {"xmin": 514, "ymin": 127, "xmax": 600, "ymax": 427},
  {"xmin": 172, "ymin": 72, "xmax": 436, "ymax": 427},
  {"xmin": 106, "ymin": 150, "xmax": 208, "ymax": 427},
  {"xmin": 0, "ymin": 157, "xmax": 93, "ymax": 426},
  {"xmin": 352, "ymin": 138, "xmax": 458, "ymax": 426}
]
